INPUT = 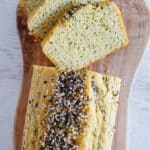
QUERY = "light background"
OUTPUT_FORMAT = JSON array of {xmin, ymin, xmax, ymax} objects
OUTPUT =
[{"xmin": 0, "ymin": 0, "xmax": 149, "ymax": 149}]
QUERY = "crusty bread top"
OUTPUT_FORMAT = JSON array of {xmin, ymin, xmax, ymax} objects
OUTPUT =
[
  {"xmin": 42, "ymin": 1, "xmax": 128, "ymax": 70},
  {"xmin": 22, "ymin": 66, "xmax": 121, "ymax": 150}
]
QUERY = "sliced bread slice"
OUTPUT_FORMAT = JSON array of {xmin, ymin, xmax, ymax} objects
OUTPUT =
[
  {"xmin": 22, "ymin": 65, "xmax": 121, "ymax": 150},
  {"xmin": 42, "ymin": 2, "xmax": 129, "ymax": 70},
  {"xmin": 27, "ymin": 0, "xmax": 105, "ymax": 39},
  {"xmin": 18, "ymin": 0, "xmax": 45, "ymax": 16}
]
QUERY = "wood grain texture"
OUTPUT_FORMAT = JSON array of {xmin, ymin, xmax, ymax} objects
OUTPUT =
[{"xmin": 14, "ymin": 0, "xmax": 150, "ymax": 150}]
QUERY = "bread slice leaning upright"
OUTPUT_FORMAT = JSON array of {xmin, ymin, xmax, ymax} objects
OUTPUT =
[
  {"xmin": 18, "ymin": 0, "xmax": 45, "ymax": 16},
  {"xmin": 22, "ymin": 65, "xmax": 121, "ymax": 150},
  {"xmin": 42, "ymin": 1, "xmax": 129, "ymax": 70}
]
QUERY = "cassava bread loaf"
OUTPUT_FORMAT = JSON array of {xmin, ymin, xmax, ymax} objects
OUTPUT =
[
  {"xmin": 42, "ymin": 1, "xmax": 128, "ymax": 70},
  {"xmin": 18, "ymin": 0, "xmax": 45, "ymax": 16},
  {"xmin": 22, "ymin": 65, "xmax": 121, "ymax": 150},
  {"xmin": 27, "ymin": 0, "xmax": 105, "ymax": 39}
]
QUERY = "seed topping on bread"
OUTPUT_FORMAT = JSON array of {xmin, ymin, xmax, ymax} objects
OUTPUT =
[{"xmin": 40, "ymin": 70, "xmax": 90, "ymax": 150}]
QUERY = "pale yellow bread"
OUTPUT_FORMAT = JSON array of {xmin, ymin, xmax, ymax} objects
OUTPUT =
[
  {"xmin": 42, "ymin": 1, "xmax": 129, "ymax": 70},
  {"xmin": 18, "ymin": 0, "xmax": 45, "ymax": 16},
  {"xmin": 22, "ymin": 66, "xmax": 121, "ymax": 150},
  {"xmin": 27, "ymin": 0, "xmax": 105, "ymax": 39}
]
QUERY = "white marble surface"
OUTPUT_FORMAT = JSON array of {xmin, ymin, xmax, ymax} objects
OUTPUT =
[{"xmin": 0, "ymin": 0, "xmax": 149, "ymax": 150}]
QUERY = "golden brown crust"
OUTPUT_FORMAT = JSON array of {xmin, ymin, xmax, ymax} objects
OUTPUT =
[
  {"xmin": 22, "ymin": 66, "xmax": 121, "ymax": 150},
  {"xmin": 19, "ymin": 0, "xmax": 45, "ymax": 16}
]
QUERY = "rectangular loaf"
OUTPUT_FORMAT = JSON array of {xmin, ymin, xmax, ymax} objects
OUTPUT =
[
  {"xmin": 22, "ymin": 65, "xmax": 121, "ymax": 150},
  {"xmin": 42, "ymin": 1, "xmax": 128, "ymax": 70}
]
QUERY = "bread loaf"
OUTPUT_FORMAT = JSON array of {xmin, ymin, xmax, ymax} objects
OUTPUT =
[
  {"xmin": 22, "ymin": 65, "xmax": 121, "ymax": 150},
  {"xmin": 42, "ymin": 1, "xmax": 128, "ymax": 70},
  {"xmin": 18, "ymin": 0, "xmax": 45, "ymax": 16},
  {"xmin": 27, "ymin": 0, "xmax": 105, "ymax": 39}
]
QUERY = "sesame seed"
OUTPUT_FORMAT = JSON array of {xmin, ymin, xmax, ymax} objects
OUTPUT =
[{"xmin": 43, "ymin": 80, "xmax": 48, "ymax": 84}]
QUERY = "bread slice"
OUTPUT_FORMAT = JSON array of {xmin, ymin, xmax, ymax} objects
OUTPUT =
[
  {"xmin": 22, "ymin": 65, "xmax": 121, "ymax": 150},
  {"xmin": 42, "ymin": 2, "xmax": 129, "ymax": 70},
  {"xmin": 27, "ymin": 0, "xmax": 105, "ymax": 39},
  {"xmin": 18, "ymin": 0, "xmax": 45, "ymax": 16}
]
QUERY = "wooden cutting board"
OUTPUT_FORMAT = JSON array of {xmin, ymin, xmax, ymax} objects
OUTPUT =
[{"xmin": 14, "ymin": 0, "xmax": 150, "ymax": 150}]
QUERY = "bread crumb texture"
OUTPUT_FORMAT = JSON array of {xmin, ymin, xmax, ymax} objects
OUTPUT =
[
  {"xmin": 22, "ymin": 66, "xmax": 121, "ymax": 150},
  {"xmin": 42, "ymin": 1, "xmax": 128, "ymax": 70},
  {"xmin": 28, "ymin": 0, "xmax": 105, "ymax": 39}
]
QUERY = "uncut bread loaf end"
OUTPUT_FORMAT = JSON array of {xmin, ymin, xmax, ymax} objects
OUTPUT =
[
  {"xmin": 42, "ymin": 1, "xmax": 129, "ymax": 70},
  {"xmin": 22, "ymin": 66, "xmax": 121, "ymax": 150},
  {"xmin": 18, "ymin": 0, "xmax": 45, "ymax": 16},
  {"xmin": 27, "ymin": 0, "xmax": 105, "ymax": 39}
]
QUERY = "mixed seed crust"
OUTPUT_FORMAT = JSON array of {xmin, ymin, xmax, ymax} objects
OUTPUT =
[
  {"xmin": 40, "ymin": 70, "xmax": 90, "ymax": 150},
  {"xmin": 22, "ymin": 66, "xmax": 121, "ymax": 150}
]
